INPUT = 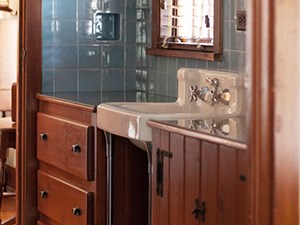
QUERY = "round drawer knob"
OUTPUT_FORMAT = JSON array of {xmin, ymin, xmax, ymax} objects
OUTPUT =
[
  {"xmin": 72, "ymin": 207, "xmax": 81, "ymax": 216},
  {"xmin": 40, "ymin": 133, "xmax": 48, "ymax": 141},
  {"xmin": 40, "ymin": 190, "xmax": 48, "ymax": 198},
  {"xmin": 71, "ymin": 144, "xmax": 81, "ymax": 153}
]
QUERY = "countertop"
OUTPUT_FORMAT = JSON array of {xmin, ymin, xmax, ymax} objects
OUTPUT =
[{"xmin": 41, "ymin": 91, "xmax": 177, "ymax": 109}]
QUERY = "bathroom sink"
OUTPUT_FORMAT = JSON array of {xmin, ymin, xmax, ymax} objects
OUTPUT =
[
  {"xmin": 97, "ymin": 68, "xmax": 245, "ymax": 142},
  {"xmin": 98, "ymin": 102, "xmax": 214, "ymax": 142}
]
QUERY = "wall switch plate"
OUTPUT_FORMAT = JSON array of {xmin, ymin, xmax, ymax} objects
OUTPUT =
[{"xmin": 236, "ymin": 11, "xmax": 246, "ymax": 31}]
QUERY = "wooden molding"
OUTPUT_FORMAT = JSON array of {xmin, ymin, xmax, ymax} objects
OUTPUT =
[
  {"xmin": 247, "ymin": 0, "xmax": 299, "ymax": 224},
  {"xmin": 18, "ymin": 0, "xmax": 42, "ymax": 224},
  {"xmin": 247, "ymin": 0, "xmax": 274, "ymax": 224}
]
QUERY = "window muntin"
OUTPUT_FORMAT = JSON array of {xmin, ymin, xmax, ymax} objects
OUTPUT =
[
  {"xmin": 147, "ymin": 0, "xmax": 222, "ymax": 61},
  {"xmin": 160, "ymin": 0, "xmax": 214, "ymax": 48}
]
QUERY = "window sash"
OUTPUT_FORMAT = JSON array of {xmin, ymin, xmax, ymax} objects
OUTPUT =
[{"xmin": 160, "ymin": 0, "xmax": 214, "ymax": 47}]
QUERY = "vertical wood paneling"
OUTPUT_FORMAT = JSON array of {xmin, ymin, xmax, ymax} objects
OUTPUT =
[
  {"xmin": 219, "ymin": 146, "xmax": 237, "ymax": 225},
  {"xmin": 151, "ymin": 127, "xmax": 249, "ymax": 225},
  {"xmin": 201, "ymin": 141, "xmax": 218, "ymax": 225},
  {"xmin": 151, "ymin": 128, "xmax": 161, "ymax": 225},
  {"xmin": 236, "ymin": 149, "xmax": 248, "ymax": 225},
  {"xmin": 159, "ymin": 130, "xmax": 170, "ymax": 225},
  {"xmin": 184, "ymin": 137, "xmax": 201, "ymax": 225},
  {"xmin": 169, "ymin": 133, "xmax": 184, "ymax": 225}
]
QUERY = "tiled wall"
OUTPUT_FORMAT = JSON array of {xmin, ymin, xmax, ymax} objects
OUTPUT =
[
  {"xmin": 42, "ymin": 0, "xmax": 246, "ymax": 98},
  {"xmin": 42, "ymin": 0, "xmax": 139, "ymax": 93}
]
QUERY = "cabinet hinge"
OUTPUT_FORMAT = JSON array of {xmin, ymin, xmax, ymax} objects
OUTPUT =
[
  {"xmin": 192, "ymin": 199, "xmax": 206, "ymax": 223},
  {"xmin": 156, "ymin": 148, "xmax": 173, "ymax": 197}
]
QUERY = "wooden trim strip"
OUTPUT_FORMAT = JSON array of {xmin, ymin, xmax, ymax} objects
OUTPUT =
[{"xmin": 36, "ymin": 94, "xmax": 96, "ymax": 112}]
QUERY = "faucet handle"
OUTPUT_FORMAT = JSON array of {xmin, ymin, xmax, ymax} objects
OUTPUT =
[
  {"xmin": 205, "ymin": 77, "xmax": 219, "ymax": 87},
  {"xmin": 219, "ymin": 88, "xmax": 230, "ymax": 105},
  {"xmin": 189, "ymin": 85, "xmax": 199, "ymax": 102}
]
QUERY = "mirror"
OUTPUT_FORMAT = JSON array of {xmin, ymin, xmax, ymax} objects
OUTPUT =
[{"xmin": 147, "ymin": 0, "xmax": 222, "ymax": 61}]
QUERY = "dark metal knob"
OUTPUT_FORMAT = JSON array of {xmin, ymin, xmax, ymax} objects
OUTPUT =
[
  {"xmin": 239, "ymin": 174, "xmax": 247, "ymax": 181},
  {"xmin": 40, "ymin": 133, "xmax": 48, "ymax": 141},
  {"xmin": 40, "ymin": 190, "xmax": 48, "ymax": 198},
  {"xmin": 72, "ymin": 207, "xmax": 81, "ymax": 216},
  {"xmin": 71, "ymin": 144, "xmax": 81, "ymax": 153}
]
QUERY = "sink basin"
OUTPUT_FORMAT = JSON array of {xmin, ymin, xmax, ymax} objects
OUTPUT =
[{"xmin": 97, "ymin": 68, "xmax": 245, "ymax": 142}]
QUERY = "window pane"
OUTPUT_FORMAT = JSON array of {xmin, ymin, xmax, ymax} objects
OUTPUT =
[{"xmin": 159, "ymin": 0, "xmax": 214, "ymax": 45}]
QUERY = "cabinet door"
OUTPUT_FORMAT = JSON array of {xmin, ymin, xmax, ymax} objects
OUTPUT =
[
  {"xmin": 152, "ymin": 129, "xmax": 248, "ymax": 225},
  {"xmin": 184, "ymin": 137, "xmax": 202, "ymax": 225},
  {"xmin": 152, "ymin": 131, "xmax": 203, "ymax": 225},
  {"xmin": 169, "ymin": 133, "xmax": 185, "ymax": 225},
  {"xmin": 218, "ymin": 146, "xmax": 248, "ymax": 225},
  {"xmin": 152, "ymin": 128, "xmax": 170, "ymax": 225},
  {"xmin": 201, "ymin": 141, "xmax": 219, "ymax": 225}
]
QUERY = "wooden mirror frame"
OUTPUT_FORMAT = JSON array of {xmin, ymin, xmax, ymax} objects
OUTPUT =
[{"xmin": 146, "ymin": 0, "xmax": 223, "ymax": 61}]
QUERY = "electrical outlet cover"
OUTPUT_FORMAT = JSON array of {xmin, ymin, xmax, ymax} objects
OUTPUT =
[{"xmin": 236, "ymin": 11, "xmax": 246, "ymax": 31}]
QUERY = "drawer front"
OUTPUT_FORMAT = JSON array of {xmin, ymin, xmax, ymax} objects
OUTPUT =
[
  {"xmin": 38, "ymin": 171, "xmax": 93, "ymax": 225},
  {"xmin": 37, "ymin": 113, "xmax": 94, "ymax": 180}
]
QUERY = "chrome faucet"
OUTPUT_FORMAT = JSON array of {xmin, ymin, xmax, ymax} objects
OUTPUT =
[{"xmin": 189, "ymin": 77, "xmax": 230, "ymax": 106}]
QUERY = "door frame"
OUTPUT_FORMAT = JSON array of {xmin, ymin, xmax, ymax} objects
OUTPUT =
[
  {"xmin": 17, "ymin": 0, "xmax": 41, "ymax": 224},
  {"xmin": 247, "ymin": 0, "xmax": 299, "ymax": 225},
  {"xmin": 17, "ymin": 0, "xmax": 299, "ymax": 224}
]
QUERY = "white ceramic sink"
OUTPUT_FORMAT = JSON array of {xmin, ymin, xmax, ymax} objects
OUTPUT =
[{"xmin": 97, "ymin": 68, "xmax": 245, "ymax": 142}]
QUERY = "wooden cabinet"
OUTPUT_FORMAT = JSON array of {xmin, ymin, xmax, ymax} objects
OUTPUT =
[
  {"xmin": 38, "ymin": 171, "xmax": 93, "ymax": 225},
  {"xmin": 37, "ymin": 113, "xmax": 94, "ymax": 181},
  {"xmin": 149, "ymin": 123, "xmax": 248, "ymax": 225},
  {"xmin": 36, "ymin": 95, "xmax": 107, "ymax": 225}
]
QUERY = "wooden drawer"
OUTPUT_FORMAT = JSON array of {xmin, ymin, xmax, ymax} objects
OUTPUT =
[
  {"xmin": 37, "ymin": 113, "xmax": 94, "ymax": 180},
  {"xmin": 38, "ymin": 170, "xmax": 93, "ymax": 225}
]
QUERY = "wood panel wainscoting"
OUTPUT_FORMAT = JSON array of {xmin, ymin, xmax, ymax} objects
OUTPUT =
[{"xmin": 148, "ymin": 121, "xmax": 248, "ymax": 225}]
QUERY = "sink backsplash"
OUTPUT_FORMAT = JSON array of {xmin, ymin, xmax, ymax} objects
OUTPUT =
[{"xmin": 176, "ymin": 68, "xmax": 245, "ymax": 116}]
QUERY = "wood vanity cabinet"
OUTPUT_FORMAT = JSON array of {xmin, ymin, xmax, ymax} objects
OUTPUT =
[
  {"xmin": 149, "ymin": 122, "xmax": 248, "ymax": 225},
  {"xmin": 36, "ymin": 95, "xmax": 107, "ymax": 225}
]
